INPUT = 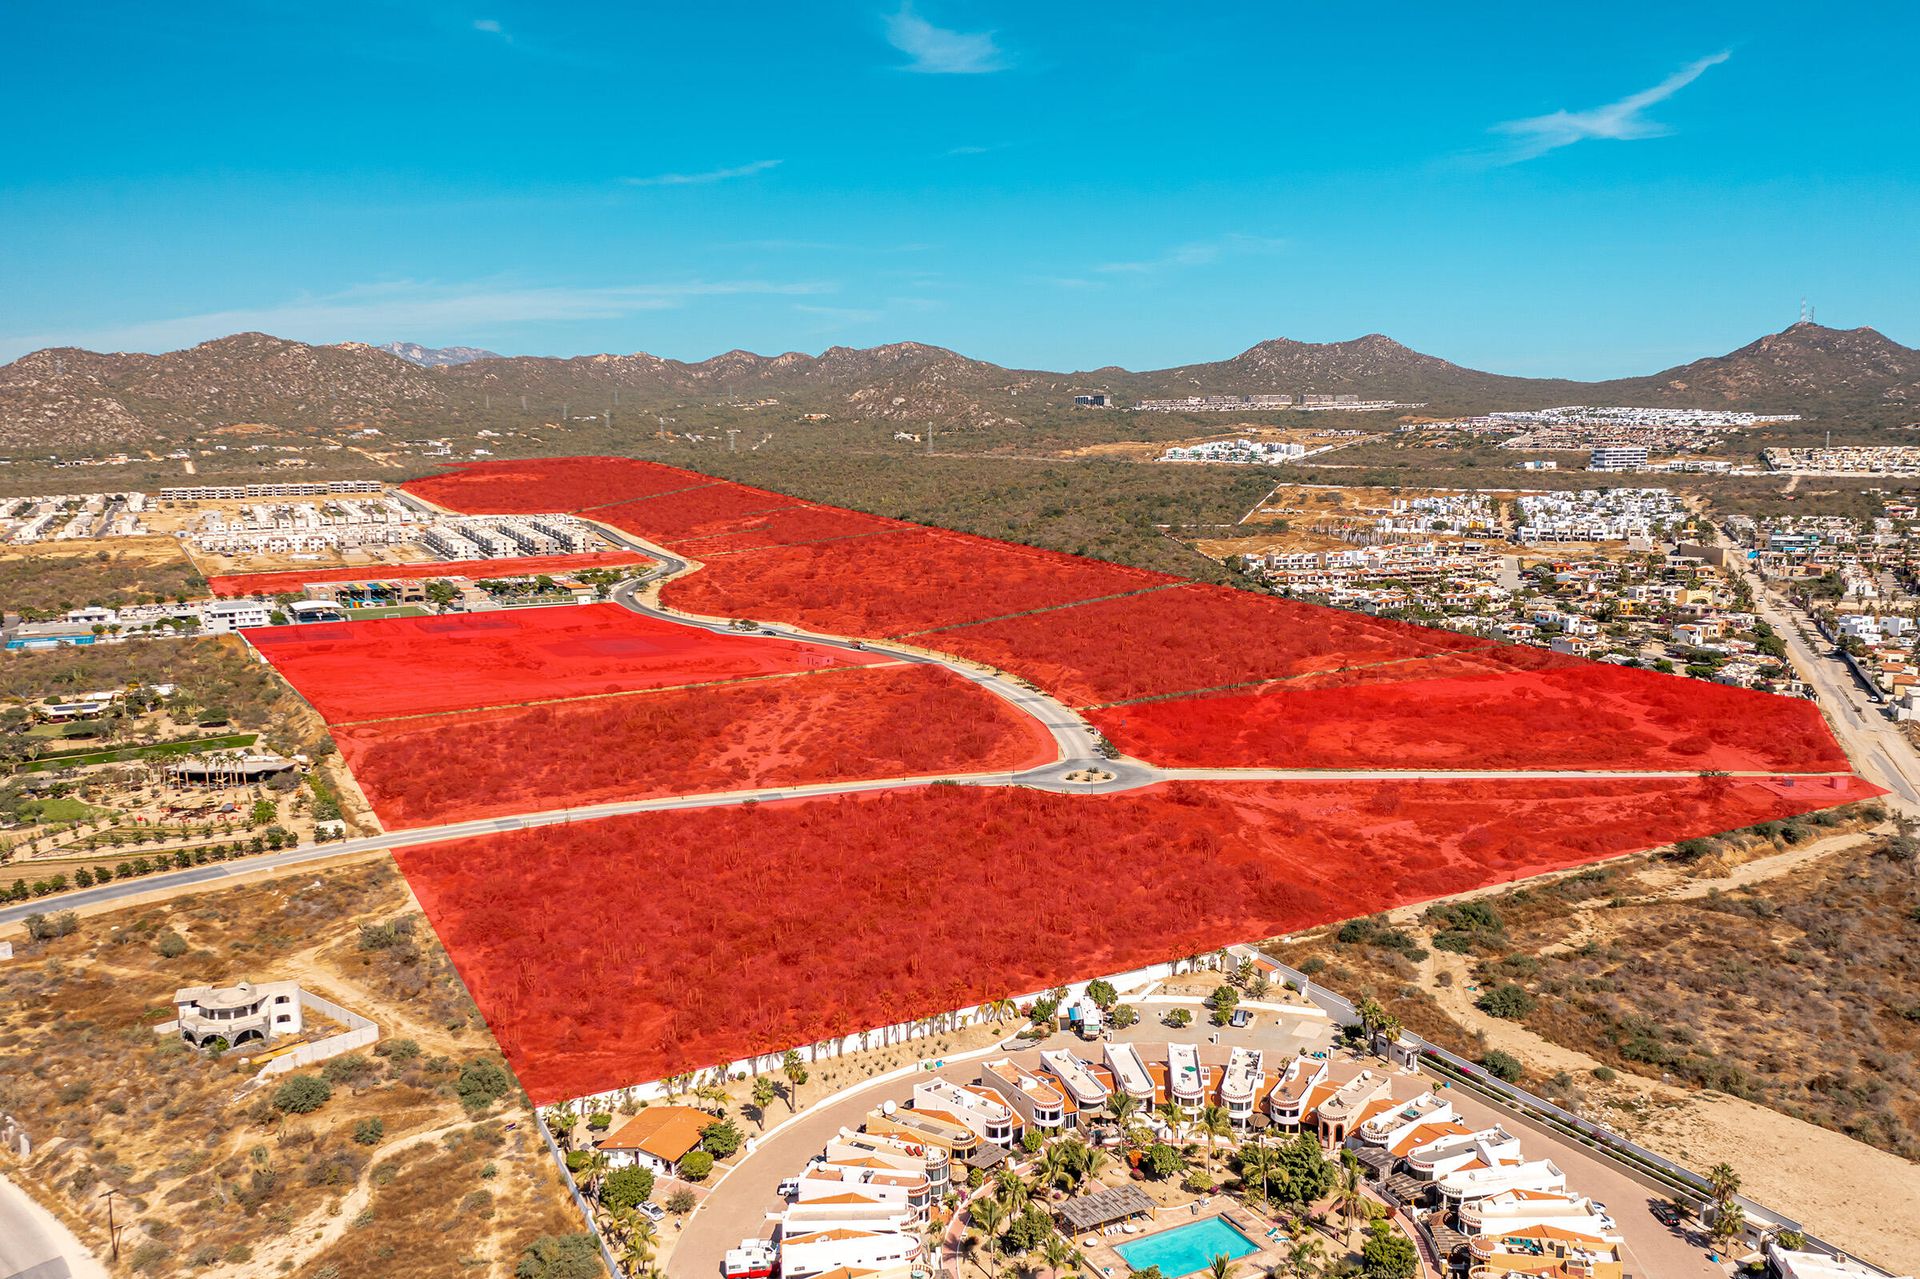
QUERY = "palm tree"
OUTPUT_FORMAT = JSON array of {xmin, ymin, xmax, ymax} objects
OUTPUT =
[
  {"xmin": 1197, "ymin": 1103, "xmax": 1234, "ymax": 1173},
  {"xmin": 1237, "ymin": 1140, "xmax": 1276, "ymax": 1205},
  {"xmin": 1354, "ymin": 997, "xmax": 1387, "ymax": 1054},
  {"xmin": 1284, "ymin": 1233, "xmax": 1325, "ymax": 1279},
  {"xmin": 1105, "ymin": 1093, "xmax": 1138, "ymax": 1128},
  {"xmin": 996, "ymin": 1168, "xmax": 1030, "ymax": 1216},
  {"xmin": 1333, "ymin": 1151, "xmax": 1368, "ymax": 1246},
  {"xmin": 971, "ymin": 1196, "xmax": 1007, "ymax": 1276},
  {"xmin": 581, "ymin": 1148, "xmax": 610, "ymax": 1201},
  {"xmin": 1040, "ymin": 1231, "xmax": 1075, "ymax": 1277},
  {"xmin": 750, "ymin": 1075, "xmax": 778, "ymax": 1131},
  {"xmin": 1206, "ymin": 1255, "xmax": 1238, "ymax": 1279}
]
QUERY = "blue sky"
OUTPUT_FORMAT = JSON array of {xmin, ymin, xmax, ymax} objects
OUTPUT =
[{"xmin": 2, "ymin": 3, "xmax": 1916, "ymax": 376}]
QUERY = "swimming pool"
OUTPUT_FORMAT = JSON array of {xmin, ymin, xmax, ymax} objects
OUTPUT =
[{"xmin": 1112, "ymin": 1216, "xmax": 1260, "ymax": 1277}]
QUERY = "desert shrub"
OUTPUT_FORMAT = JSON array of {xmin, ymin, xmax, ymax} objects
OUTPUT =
[
  {"xmin": 514, "ymin": 1234, "xmax": 602, "ymax": 1279},
  {"xmin": 1480, "ymin": 1050, "xmax": 1524, "ymax": 1083},
  {"xmin": 271, "ymin": 1075, "xmax": 332, "ymax": 1114},
  {"xmin": 374, "ymin": 1037, "xmax": 421, "ymax": 1065},
  {"xmin": 353, "ymin": 1117, "xmax": 385, "ymax": 1146},
  {"xmin": 1477, "ymin": 984, "xmax": 1535, "ymax": 1020},
  {"xmin": 667, "ymin": 1187, "xmax": 696, "ymax": 1214},
  {"xmin": 154, "ymin": 930, "xmax": 188, "ymax": 958},
  {"xmin": 456, "ymin": 1057, "xmax": 512, "ymax": 1112},
  {"xmin": 322, "ymin": 1053, "xmax": 378, "ymax": 1087}
]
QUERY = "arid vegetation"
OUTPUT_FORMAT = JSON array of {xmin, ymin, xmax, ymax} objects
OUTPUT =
[
  {"xmin": 0, "ymin": 538, "xmax": 206, "ymax": 619},
  {"xmin": 1267, "ymin": 801, "xmax": 1919, "ymax": 1159},
  {"xmin": 0, "ymin": 859, "xmax": 582, "ymax": 1277},
  {"xmin": 337, "ymin": 663, "xmax": 1054, "ymax": 828}
]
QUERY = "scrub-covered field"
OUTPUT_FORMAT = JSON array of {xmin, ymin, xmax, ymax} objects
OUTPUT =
[{"xmin": 396, "ymin": 775, "xmax": 1879, "ymax": 1103}]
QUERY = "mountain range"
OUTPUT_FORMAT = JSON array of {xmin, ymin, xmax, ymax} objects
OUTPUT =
[{"xmin": 2, "ymin": 322, "xmax": 1914, "ymax": 452}]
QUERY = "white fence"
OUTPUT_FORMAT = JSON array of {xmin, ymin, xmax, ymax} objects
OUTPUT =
[
  {"xmin": 564, "ymin": 952, "xmax": 1229, "ymax": 1111},
  {"xmin": 257, "ymin": 989, "xmax": 378, "ymax": 1078}
]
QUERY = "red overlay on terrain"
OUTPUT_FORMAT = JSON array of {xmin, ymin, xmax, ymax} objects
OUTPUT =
[
  {"xmin": 1094, "ymin": 648, "xmax": 1851, "ymax": 774},
  {"xmin": 336, "ymin": 664, "xmax": 1055, "ymax": 829},
  {"xmin": 342, "ymin": 457, "xmax": 1885, "ymax": 1102},
  {"xmin": 246, "ymin": 603, "xmax": 888, "ymax": 721},
  {"xmin": 207, "ymin": 551, "xmax": 651, "ymax": 599},
  {"xmin": 395, "ymin": 776, "xmax": 1881, "ymax": 1103}
]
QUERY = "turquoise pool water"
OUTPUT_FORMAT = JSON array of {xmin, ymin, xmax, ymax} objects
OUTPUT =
[{"xmin": 1112, "ymin": 1217, "xmax": 1260, "ymax": 1277}]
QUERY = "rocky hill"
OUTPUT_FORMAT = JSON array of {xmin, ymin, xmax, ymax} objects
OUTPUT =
[
  {"xmin": 2, "ymin": 323, "xmax": 1912, "ymax": 452},
  {"xmin": 1600, "ymin": 322, "xmax": 1920, "ymax": 411},
  {"xmin": 379, "ymin": 341, "xmax": 502, "ymax": 368}
]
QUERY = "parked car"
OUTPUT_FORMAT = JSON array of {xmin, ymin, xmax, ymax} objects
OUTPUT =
[
  {"xmin": 778, "ymin": 1177, "xmax": 801, "ymax": 1199},
  {"xmin": 638, "ymin": 1201, "xmax": 666, "ymax": 1223},
  {"xmin": 1229, "ymin": 1007, "xmax": 1254, "ymax": 1029}
]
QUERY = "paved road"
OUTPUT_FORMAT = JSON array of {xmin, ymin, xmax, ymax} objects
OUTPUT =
[
  {"xmin": 0, "ymin": 1171, "xmax": 105, "ymax": 1279},
  {"xmin": 3, "ymin": 525, "xmax": 1861, "ymax": 929},
  {"xmin": 1713, "ymin": 528, "xmax": 1920, "ymax": 809}
]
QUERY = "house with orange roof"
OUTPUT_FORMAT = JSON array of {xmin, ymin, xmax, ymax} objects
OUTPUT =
[
  {"xmin": 595, "ymin": 1104, "xmax": 712, "ymax": 1176},
  {"xmin": 1467, "ymin": 1222, "xmax": 1624, "ymax": 1279}
]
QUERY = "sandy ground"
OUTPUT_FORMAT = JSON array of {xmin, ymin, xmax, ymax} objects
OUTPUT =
[{"xmin": 1391, "ymin": 830, "xmax": 1920, "ymax": 1273}]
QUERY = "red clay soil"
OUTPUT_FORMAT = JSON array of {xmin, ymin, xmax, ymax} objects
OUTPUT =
[
  {"xmin": 1094, "ymin": 648, "xmax": 1854, "ymax": 774},
  {"xmin": 207, "ymin": 551, "xmax": 652, "ymax": 598},
  {"xmin": 336, "ymin": 664, "xmax": 1056, "ymax": 829},
  {"xmin": 403, "ymin": 456, "xmax": 698, "ymax": 514},
  {"xmin": 660, "ymin": 526, "xmax": 1179, "ymax": 637},
  {"xmin": 395, "ymin": 774, "xmax": 1882, "ymax": 1103},
  {"xmin": 247, "ymin": 603, "xmax": 887, "ymax": 721},
  {"xmin": 923, "ymin": 583, "xmax": 1498, "ymax": 705}
]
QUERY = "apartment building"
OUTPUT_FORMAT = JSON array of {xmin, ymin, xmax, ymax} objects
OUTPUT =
[{"xmin": 1102, "ymin": 1042, "xmax": 1156, "ymax": 1105}]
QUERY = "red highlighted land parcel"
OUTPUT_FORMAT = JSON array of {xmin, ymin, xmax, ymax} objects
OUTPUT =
[{"xmin": 233, "ymin": 456, "xmax": 1884, "ymax": 1102}]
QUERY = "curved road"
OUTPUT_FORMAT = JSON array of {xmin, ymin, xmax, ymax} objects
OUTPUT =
[{"xmin": 1, "ymin": 518, "xmax": 1860, "ymax": 931}]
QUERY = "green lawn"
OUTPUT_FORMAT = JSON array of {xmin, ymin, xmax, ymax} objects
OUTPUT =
[
  {"xmin": 345, "ymin": 605, "xmax": 428, "ymax": 619},
  {"xmin": 10, "ymin": 732, "xmax": 259, "ymax": 774},
  {"xmin": 18, "ymin": 797, "xmax": 112, "ymax": 824}
]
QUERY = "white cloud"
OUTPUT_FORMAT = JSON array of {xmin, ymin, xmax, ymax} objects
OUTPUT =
[
  {"xmin": 472, "ymin": 17, "xmax": 503, "ymax": 33},
  {"xmin": 622, "ymin": 159, "xmax": 782, "ymax": 187},
  {"xmin": 884, "ymin": 6, "xmax": 1006, "ymax": 74},
  {"xmin": 0, "ymin": 277, "xmax": 835, "ymax": 360},
  {"xmin": 1096, "ymin": 234, "xmax": 1287, "ymax": 275},
  {"xmin": 1492, "ymin": 51, "xmax": 1730, "ymax": 162}
]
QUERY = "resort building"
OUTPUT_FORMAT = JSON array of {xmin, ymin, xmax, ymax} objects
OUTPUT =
[
  {"xmin": 1468, "ymin": 1224, "xmax": 1624, "ymax": 1279},
  {"xmin": 1102, "ymin": 1042, "xmax": 1156, "ymax": 1105},
  {"xmin": 864, "ymin": 1104, "xmax": 979, "ymax": 1160},
  {"xmin": 1405, "ymin": 1126, "xmax": 1526, "ymax": 1183},
  {"xmin": 1218, "ymin": 1048, "xmax": 1266, "ymax": 1128},
  {"xmin": 1353, "ymin": 1090, "xmax": 1454, "ymax": 1154},
  {"xmin": 1165, "ymin": 1042, "xmax": 1207, "ymax": 1118},
  {"xmin": 977, "ymin": 1060, "xmax": 1067, "ymax": 1135},
  {"xmin": 775, "ymin": 1221, "xmax": 921, "ymax": 1279},
  {"xmin": 1436, "ymin": 1158, "xmax": 1569, "ymax": 1211},
  {"xmin": 910, "ymin": 1079, "xmax": 1017, "ymax": 1147},
  {"xmin": 1313, "ymin": 1069, "xmax": 1394, "ymax": 1146},
  {"xmin": 1040, "ymin": 1049, "xmax": 1110, "ymax": 1123},
  {"xmin": 823, "ymin": 1129, "xmax": 949, "ymax": 1203},
  {"xmin": 1263, "ymin": 1055, "xmax": 1331, "ymax": 1129}
]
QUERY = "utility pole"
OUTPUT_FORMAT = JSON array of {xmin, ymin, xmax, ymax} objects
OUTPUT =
[
  {"xmin": 727, "ymin": 429, "xmax": 739, "ymax": 453},
  {"xmin": 100, "ymin": 1187, "xmax": 123, "ymax": 1261},
  {"xmin": 925, "ymin": 422, "xmax": 934, "ymax": 455}
]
